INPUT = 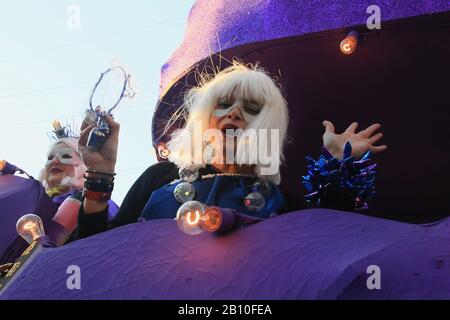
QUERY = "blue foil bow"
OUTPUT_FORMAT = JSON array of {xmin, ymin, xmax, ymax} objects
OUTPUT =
[{"xmin": 302, "ymin": 142, "xmax": 376, "ymax": 210}]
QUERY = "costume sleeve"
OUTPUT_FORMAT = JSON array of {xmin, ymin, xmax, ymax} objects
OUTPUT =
[
  {"xmin": 76, "ymin": 161, "xmax": 177, "ymax": 239},
  {"xmin": 77, "ymin": 207, "xmax": 109, "ymax": 239},
  {"xmin": 302, "ymin": 142, "xmax": 377, "ymax": 211}
]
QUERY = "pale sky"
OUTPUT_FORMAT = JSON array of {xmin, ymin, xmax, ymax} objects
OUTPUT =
[{"xmin": 0, "ymin": 0, "xmax": 196, "ymax": 204}]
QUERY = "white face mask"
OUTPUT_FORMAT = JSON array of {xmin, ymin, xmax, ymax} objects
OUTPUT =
[
  {"xmin": 212, "ymin": 97, "xmax": 263, "ymax": 122},
  {"xmin": 46, "ymin": 147, "xmax": 82, "ymax": 167}
]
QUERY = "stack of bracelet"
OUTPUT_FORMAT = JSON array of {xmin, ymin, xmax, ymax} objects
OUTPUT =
[{"xmin": 82, "ymin": 169, "xmax": 116, "ymax": 201}]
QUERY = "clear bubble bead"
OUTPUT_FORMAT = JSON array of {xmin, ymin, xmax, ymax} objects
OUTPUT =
[
  {"xmin": 176, "ymin": 201, "xmax": 206, "ymax": 235},
  {"xmin": 252, "ymin": 179, "xmax": 272, "ymax": 195},
  {"xmin": 179, "ymin": 166, "xmax": 199, "ymax": 183},
  {"xmin": 244, "ymin": 191, "xmax": 266, "ymax": 212},
  {"xmin": 174, "ymin": 182, "xmax": 196, "ymax": 203}
]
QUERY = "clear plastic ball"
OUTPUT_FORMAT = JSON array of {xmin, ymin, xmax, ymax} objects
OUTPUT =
[
  {"xmin": 176, "ymin": 201, "xmax": 206, "ymax": 235},
  {"xmin": 174, "ymin": 182, "xmax": 196, "ymax": 203},
  {"xmin": 179, "ymin": 166, "xmax": 199, "ymax": 183},
  {"xmin": 252, "ymin": 179, "xmax": 272, "ymax": 195},
  {"xmin": 244, "ymin": 191, "xmax": 266, "ymax": 212}
]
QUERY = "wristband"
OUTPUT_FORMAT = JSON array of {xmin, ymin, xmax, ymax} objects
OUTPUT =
[
  {"xmin": 84, "ymin": 180, "xmax": 114, "ymax": 193},
  {"xmin": 82, "ymin": 189, "xmax": 112, "ymax": 201},
  {"xmin": 83, "ymin": 173, "xmax": 114, "ymax": 184},
  {"xmin": 85, "ymin": 169, "xmax": 116, "ymax": 177}
]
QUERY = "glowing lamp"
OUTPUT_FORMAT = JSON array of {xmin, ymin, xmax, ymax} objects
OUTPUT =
[
  {"xmin": 340, "ymin": 31, "xmax": 359, "ymax": 55},
  {"xmin": 176, "ymin": 201, "xmax": 223, "ymax": 235},
  {"xmin": 0, "ymin": 160, "xmax": 6, "ymax": 171},
  {"xmin": 0, "ymin": 215, "xmax": 48, "ymax": 288},
  {"xmin": 176, "ymin": 201, "xmax": 205, "ymax": 235},
  {"xmin": 202, "ymin": 207, "xmax": 223, "ymax": 232},
  {"xmin": 16, "ymin": 214, "xmax": 45, "ymax": 244},
  {"xmin": 157, "ymin": 142, "xmax": 170, "ymax": 159}
]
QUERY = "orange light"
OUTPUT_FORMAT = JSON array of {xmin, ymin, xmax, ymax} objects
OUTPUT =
[
  {"xmin": 157, "ymin": 142, "xmax": 170, "ymax": 159},
  {"xmin": 186, "ymin": 210, "xmax": 201, "ymax": 225},
  {"xmin": 23, "ymin": 221, "xmax": 36, "ymax": 230},
  {"xmin": 202, "ymin": 207, "xmax": 223, "ymax": 232},
  {"xmin": 176, "ymin": 201, "xmax": 206, "ymax": 235},
  {"xmin": 16, "ymin": 214, "xmax": 45, "ymax": 244},
  {"xmin": 340, "ymin": 31, "xmax": 358, "ymax": 55},
  {"xmin": 0, "ymin": 160, "xmax": 6, "ymax": 171}
]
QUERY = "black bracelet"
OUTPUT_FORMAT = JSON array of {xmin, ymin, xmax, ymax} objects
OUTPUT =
[
  {"xmin": 83, "ymin": 173, "xmax": 114, "ymax": 184},
  {"xmin": 84, "ymin": 179, "xmax": 114, "ymax": 193},
  {"xmin": 85, "ymin": 169, "xmax": 116, "ymax": 176}
]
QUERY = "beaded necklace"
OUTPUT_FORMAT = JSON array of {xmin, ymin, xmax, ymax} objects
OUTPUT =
[{"xmin": 172, "ymin": 166, "xmax": 271, "ymax": 212}]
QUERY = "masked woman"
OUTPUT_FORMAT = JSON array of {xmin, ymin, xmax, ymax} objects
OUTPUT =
[
  {"xmin": 40, "ymin": 133, "xmax": 85, "ymax": 202},
  {"xmin": 39, "ymin": 122, "xmax": 119, "ymax": 244},
  {"xmin": 76, "ymin": 62, "xmax": 386, "ymax": 238}
]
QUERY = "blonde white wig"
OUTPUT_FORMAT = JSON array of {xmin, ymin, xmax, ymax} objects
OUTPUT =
[
  {"xmin": 166, "ymin": 62, "xmax": 289, "ymax": 184},
  {"xmin": 38, "ymin": 137, "xmax": 86, "ymax": 191}
]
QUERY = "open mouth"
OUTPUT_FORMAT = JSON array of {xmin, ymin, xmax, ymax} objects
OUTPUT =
[{"xmin": 221, "ymin": 124, "xmax": 240, "ymax": 137}]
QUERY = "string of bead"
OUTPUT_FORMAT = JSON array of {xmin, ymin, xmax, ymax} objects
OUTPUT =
[
  {"xmin": 201, "ymin": 172, "xmax": 257, "ymax": 179},
  {"xmin": 170, "ymin": 172, "xmax": 256, "ymax": 185},
  {"xmin": 172, "ymin": 166, "xmax": 270, "ymax": 212}
]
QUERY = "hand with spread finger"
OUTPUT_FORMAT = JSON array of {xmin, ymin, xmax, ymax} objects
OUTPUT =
[
  {"xmin": 78, "ymin": 113, "xmax": 120, "ymax": 174},
  {"xmin": 322, "ymin": 120, "xmax": 387, "ymax": 159}
]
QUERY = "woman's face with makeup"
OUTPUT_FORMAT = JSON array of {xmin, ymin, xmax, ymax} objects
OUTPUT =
[
  {"xmin": 209, "ymin": 94, "xmax": 246, "ymax": 157},
  {"xmin": 44, "ymin": 143, "xmax": 81, "ymax": 188},
  {"xmin": 209, "ymin": 91, "xmax": 263, "ymax": 142}
]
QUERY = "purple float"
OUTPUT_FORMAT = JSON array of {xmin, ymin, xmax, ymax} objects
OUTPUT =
[
  {"xmin": 1, "ymin": 209, "xmax": 450, "ymax": 299},
  {"xmin": 1, "ymin": 0, "xmax": 449, "ymax": 299}
]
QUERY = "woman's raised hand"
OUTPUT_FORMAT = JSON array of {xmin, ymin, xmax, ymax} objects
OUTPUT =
[
  {"xmin": 322, "ymin": 120, "xmax": 387, "ymax": 159},
  {"xmin": 78, "ymin": 114, "xmax": 120, "ymax": 173}
]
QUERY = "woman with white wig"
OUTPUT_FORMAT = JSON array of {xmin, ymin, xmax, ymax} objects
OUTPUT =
[{"xmin": 75, "ymin": 62, "xmax": 386, "ymax": 238}]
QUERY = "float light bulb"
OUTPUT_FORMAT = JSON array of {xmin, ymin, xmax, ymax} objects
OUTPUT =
[
  {"xmin": 176, "ymin": 201, "xmax": 206, "ymax": 235},
  {"xmin": 16, "ymin": 214, "xmax": 45, "ymax": 244},
  {"xmin": 202, "ymin": 207, "xmax": 222, "ymax": 233},
  {"xmin": 176, "ymin": 201, "xmax": 224, "ymax": 235},
  {"xmin": 340, "ymin": 31, "xmax": 358, "ymax": 55},
  {"xmin": 186, "ymin": 210, "xmax": 201, "ymax": 225},
  {"xmin": 157, "ymin": 143, "xmax": 170, "ymax": 159}
]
